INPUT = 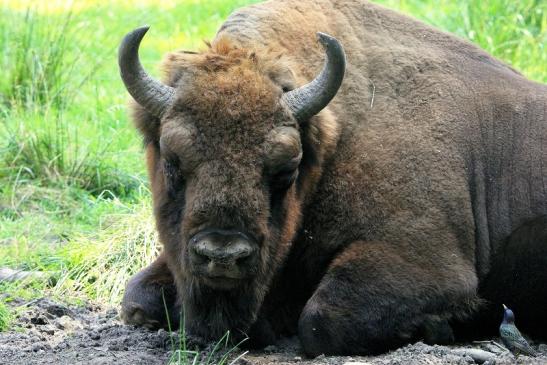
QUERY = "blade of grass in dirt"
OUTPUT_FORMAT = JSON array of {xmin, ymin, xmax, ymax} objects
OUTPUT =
[
  {"xmin": 179, "ymin": 305, "xmax": 189, "ymax": 365},
  {"xmin": 168, "ymin": 304, "xmax": 196, "ymax": 365},
  {"xmin": 204, "ymin": 331, "xmax": 231, "ymax": 364},
  {"xmin": 162, "ymin": 288, "xmax": 176, "ymax": 350},
  {"xmin": 215, "ymin": 334, "xmax": 248, "ymax": 365},
  {"xmin": 228, "ymin": 351, "xmax": 249, "ymax": 365},
  {"xmin": 161, "ymin": 293, "xmax": 246, "ymax": 365}
]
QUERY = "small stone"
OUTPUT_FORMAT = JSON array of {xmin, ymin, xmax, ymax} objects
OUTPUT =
[
  {"xmin": 463, "ymin": 355, "xmax": 475, "ymax": 364},
  {"xmin": 31, "ymin": 343, "xmax": 49, "ymax": 352}
]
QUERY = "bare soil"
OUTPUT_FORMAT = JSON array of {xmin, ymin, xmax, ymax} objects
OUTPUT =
[{"xmin": 0, "ymin": 298, "xmax": 545, "ymax": 365}]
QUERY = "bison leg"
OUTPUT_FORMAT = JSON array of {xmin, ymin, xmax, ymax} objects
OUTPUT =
[
  {"xmin": 478, "ymin": 215, "xmax": 547, "ymax": 340},
  {"xmin": 121, "ymin": 253, "xmax": 180, "ymax": 329},
  {"xmin": 298, "ymin": 241, "xmax": 477, "ymax": 356}
]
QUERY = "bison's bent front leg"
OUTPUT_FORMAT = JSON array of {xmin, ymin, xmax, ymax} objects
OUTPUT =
[
  {"xmin": 298, "ymin": 241, "xmax": 478, "ymax": 356},
  {"xmin": 121, "ymin": 253, "xmax": 180, "ymax": 329}
]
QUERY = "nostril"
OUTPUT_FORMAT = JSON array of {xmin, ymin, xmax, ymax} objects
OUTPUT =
[
  {"xmin": 189, "ymin": 229, "xmax": 257, "ymax": 265},
  {"xmin": 227, "ymin": 242, "xmax": 253, "ymax": 259},
  {"xmin": 236, "ymin": 255, "xmax": 251, "ymax": 267},
  {"xmin": 191, "ymin": 241, "xmax": 254, "ymax": 263}
]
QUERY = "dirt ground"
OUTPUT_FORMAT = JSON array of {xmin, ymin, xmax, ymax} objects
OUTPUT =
[{"xmin": 0, "ymin": 298, "xmax": 545, "ymax": 365}]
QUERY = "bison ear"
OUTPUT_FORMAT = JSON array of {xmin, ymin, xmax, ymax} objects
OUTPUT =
[
  {"xmin": 162, "ymin": 50, "xmax": 202, "ymax": 85},
  {"xmin": 130, "ymin": 51, "xmax": 201, "ymax": 144},
  {"xmin": 266, "ymin": 62, "xmax": 297, "ymax": 93},
  {"xmin": 131, "ymin": 101, "xmax": 161, "ymax": 145}
]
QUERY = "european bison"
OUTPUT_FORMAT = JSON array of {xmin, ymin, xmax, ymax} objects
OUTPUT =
[{"xmin": 118, "ymin": 0, "xmax": 547, "ymax": 356}]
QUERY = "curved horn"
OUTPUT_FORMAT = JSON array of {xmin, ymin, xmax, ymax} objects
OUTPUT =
[
  {"xmin": 118, "ymin": 26, "xmax": 175, "ymax": 118},
  {"xmin": 282, "ymin": 32, "xmax": 346, "ymax": 122}
]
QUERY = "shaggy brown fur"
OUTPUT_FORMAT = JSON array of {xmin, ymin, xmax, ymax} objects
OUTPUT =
[{"xmin": 121, "ymin": 0, "xmax": 547, "ymax": 356}]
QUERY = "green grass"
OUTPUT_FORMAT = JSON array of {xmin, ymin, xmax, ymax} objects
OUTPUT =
[
  {"xmin": 376, "ymin": 0, "xmax": 546, "ymax": 83},
  {"xmin": 0, "ymin": 0, "xmax": 545, "ymax": 337},
  {"xmin": 0, "ymin": 300, "xmax": 12, "ymax": 331},
  {"xmin": 167, "ymin": 329, "xmax": 248, "ymax": 365},
  {"xmin": 161, "ymin": 299, "xmax": 248, "ymax": 365}
]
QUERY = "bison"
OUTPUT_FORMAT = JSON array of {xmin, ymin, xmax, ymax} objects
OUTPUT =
[{"xmin": 118, "ymin": 0, "xmax": 547, "ymax": 356}]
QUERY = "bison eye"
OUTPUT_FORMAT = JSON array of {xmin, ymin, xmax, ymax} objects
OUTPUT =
[
  {"xmin": 162, "ymin": 158, "xmax": 184, "ymax": 195},
  {"xmin": 271, "ymin": 168, "xmax": 298, "ymax": 191}
]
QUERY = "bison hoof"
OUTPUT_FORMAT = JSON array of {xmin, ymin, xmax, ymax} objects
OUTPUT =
[
  {"xmin": 298, "ymin": 308, "xmax": 338, "ymax": 357},
  {"xmin": 121, "ymin": 301, "xmax": 162, "ymax": 330},
  {"xmin": 421, "ymin": 316, "xmax": 455, "ymax": 345}
]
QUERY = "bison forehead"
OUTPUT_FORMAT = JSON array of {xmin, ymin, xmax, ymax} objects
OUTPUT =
[
  {"xmin": 162, "ymin": 77, "xmax": 294, "ymax": 165},
  {"xmin": 158, "ymin": 37, "xmax": 302, "ymax": 168},
  {"xmin": 180, "ymin": 68, "xmax": 283, "ymax": 127}
]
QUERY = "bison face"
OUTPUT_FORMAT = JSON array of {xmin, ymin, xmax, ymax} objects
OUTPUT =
[
  {"xmin": 119, "ymin": 27, "xmax": 344, "ymax": 295},
  {"xmin": 156, "ymin": 70, "xmax": 303, "ymax": 290}
]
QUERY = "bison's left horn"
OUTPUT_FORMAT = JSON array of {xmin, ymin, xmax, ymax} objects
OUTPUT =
[
  {"xmin": 282, "ymin": 32, "xmax": 346, "ymax": 122},
  {"xmin": 118, "ymin": 26, "xmax": 175, "ymax": 118}
]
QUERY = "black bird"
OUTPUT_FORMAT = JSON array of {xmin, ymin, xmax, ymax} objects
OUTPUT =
[{"xmin": 499, "ymin": 304, "xmax": 537, "ymax": 357}]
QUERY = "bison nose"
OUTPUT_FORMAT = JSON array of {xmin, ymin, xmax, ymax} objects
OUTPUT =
[{"xmin": 189, "ymin": 229, "xmax": 256, "ymax": 265}]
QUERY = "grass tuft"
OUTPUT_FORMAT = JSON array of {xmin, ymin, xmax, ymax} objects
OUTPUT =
[
  {"xmin": 52, "ymin": 194, "xmax": 160, "ymax": 304},
  {"xmin": 1, "ymin": 108, "xmax": 141, "ymax": 196},
  {"xmin": 0, "ymin": 186, "xmax": 155, "ymax": 305},
  {"xmin": 167, "ymin": 329, "xmax": 248, "ymax": 365},
  {"xmin": 0, "ymin": 301, "xmax": 12, "ymax": 332},
  {"xmin": 1, "ymin": 8, "xmax": 81, "ymax": 110}
]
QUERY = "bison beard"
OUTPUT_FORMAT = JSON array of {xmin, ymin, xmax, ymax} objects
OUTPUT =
[{"xmin": 118, "ymin": 0, "xmax": 547, "ymax": 357}]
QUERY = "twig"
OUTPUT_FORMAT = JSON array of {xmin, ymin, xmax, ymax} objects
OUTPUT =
[
  {"xmin": 370, "ymin": 81, "xmax": 376, "ymax": 109},
  {"xmin": 491, "ymin": 340, "xmax": 509, "ymax": 352},
  {"xmin": 473, "ymin": 340, "xmax": 508, "ymax": 352}
]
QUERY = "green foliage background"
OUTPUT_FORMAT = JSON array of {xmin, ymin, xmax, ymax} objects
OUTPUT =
[{"xmin": 0, "ymin": 0, "xmax": 545, "ymax": 327}]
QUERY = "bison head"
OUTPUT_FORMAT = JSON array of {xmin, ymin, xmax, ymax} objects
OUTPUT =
[{"xmin": 118, "ymin": 26, "xmax": 345, "ymax": 337}]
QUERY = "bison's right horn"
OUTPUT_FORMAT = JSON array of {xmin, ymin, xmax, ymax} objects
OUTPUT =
[
  {"xmin": 118, "ymin": 26, "xmax": 175, "ymax": 118},
  {"xmin": 281, "ymin": 32, "xmax": 346, "ymax": 122}
]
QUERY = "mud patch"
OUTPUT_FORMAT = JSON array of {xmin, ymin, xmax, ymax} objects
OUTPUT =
[
  {"xmin": 0, "ymin": 298, "xmax": 545, "ymax": 365},
  {"xmin": 0, "ymin": 298, "xmax": 172, "ymax": 364}
]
